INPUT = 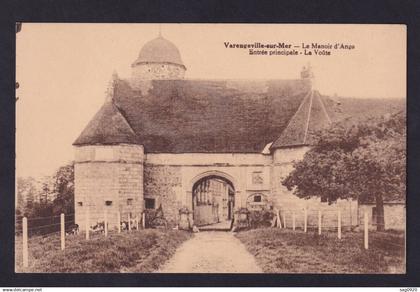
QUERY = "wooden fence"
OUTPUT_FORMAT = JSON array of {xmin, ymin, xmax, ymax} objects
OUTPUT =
[
  {"xmin": 18, "ymin": 211, "xmax": 147, "ymax": 268},
  {"xmin": 273, "ymin": 208, "xmax": 405, "ymax": 251}
]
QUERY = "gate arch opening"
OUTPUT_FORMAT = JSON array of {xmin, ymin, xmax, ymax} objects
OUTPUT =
[{"xmin": 192, "ymin": 175, "xmax": 235, "ymax": 227}]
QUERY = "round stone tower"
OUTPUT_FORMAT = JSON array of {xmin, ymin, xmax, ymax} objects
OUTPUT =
[{"xmin": 131, "ymin": 35, "xmax": 186, "ymax": 81}]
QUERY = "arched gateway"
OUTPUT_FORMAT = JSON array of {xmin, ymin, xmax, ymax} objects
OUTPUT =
[{"xmin": 192, "ymin": 175, "xmax": 235, "ymax": 226}]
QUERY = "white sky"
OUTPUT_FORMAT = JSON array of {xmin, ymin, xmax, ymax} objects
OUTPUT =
[{"xmin": 16, "ymin": 23, "xmax": 406, "ymax": 178}]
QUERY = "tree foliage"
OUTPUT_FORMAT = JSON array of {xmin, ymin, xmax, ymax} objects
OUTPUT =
[
  {"xmin": 16, "ymin": 163, "xmax": 75, "ymax": 218},
  {"xmin": 16, "ymin": 176, "xmax": 37, "ymax": 215},
  {"xmin": 52, "ymin": 163, "xmax": 74, "ymax": 215},
  {"xmin": 282, "ymin": 111, "xmax": 406, "ymax": 230}
]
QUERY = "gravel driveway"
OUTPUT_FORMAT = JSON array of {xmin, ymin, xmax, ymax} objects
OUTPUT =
[{"xmin": 158, "ymin": 231, "xmax": 263, "ymax": 273}]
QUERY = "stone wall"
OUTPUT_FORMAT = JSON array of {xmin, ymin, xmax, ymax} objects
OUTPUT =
[
  {"xmin": 358, "ymin": 204, "xmax": 405, "ymax": 231},
  {"xmin": 143, "ymin": 150, "xmax": 359, "ymax": 229},
  {"xmin": 73, "ymin": 144, "xmax": 373, "ymax": 231},
  {"xmin": 143, "ymin": 164, "xmax": 182, "ymax": 227},
  {"xmin": 74, "ymin": 144, "xmax": 144, "ymax": 230},
  {"xmin": 384, "ymin": 204, "xmax": 406, "ymax": 230},
  {"xmin": 146, "ymin": 152, "xmax": 273, "ymax": 211},
  {"xmin": 131, "ymin": 63, "xmax": 185, "ymax": 81}
]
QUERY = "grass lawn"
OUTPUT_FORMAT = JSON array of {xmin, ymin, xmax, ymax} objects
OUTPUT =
[
  {"xmin": 235, "ymin": 228, "xmax": 405, "ymax": 273},
  {"xmin": 15, "ymin": 229, "xmax": 192, "ymax": 273}
]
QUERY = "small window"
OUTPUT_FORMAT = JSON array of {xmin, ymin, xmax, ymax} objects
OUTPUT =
[
  {"xmin": 372, "ymin": 207, "xmax": 377, "ymax": 223},
  {"xmin": 77, "ymin": 202, "xmax": 83, "ymax": 207},
  {"xmin": 254, "ymin": 195, "xmax": 262, "ymax": 203},
  {"xmin": 145, "ymin": 198, "xmax": 155, "ymax": 209},
  {"xmin": 105, "ymin": 200, "xmax": 112, "ymax": 206},
  {"xmin": 127, "ymin": 198, "xmax": 133, "ymax": 206}
]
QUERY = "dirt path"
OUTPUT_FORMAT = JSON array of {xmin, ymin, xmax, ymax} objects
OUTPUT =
[{"xmin": 158, "ymin": 231, "xmax": 263, "ymax": 273}]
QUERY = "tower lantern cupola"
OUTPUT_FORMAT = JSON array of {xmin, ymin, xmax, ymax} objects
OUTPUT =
[{"xmin": 131, "ymin": 35, "xmax": 186, "ymax": 81}]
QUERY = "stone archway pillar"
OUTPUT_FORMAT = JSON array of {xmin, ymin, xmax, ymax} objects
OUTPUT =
[
  {"xmin": 186, "ymin": 190, "xmax": 193, "ymax": 210},
  {"xmin": 235, "ymin": 191, "xmax": 242, "ymax": 209}
]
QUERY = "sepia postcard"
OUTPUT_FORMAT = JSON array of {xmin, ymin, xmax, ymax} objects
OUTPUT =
[{"xmin": 15, "ymin": 23, "xmax": 406, "ymax": 274}]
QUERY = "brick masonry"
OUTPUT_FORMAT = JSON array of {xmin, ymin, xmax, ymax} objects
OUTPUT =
[
  {"xmin": 132, "ymin": 63, "xmax": 186, "ymax": 81},
  {"xmin": 74, "ymin": 145, "xmax": 144, "ymax": 230},
  {"xmin": 144, "ymin": 165, "xmax": 182, "ymax": 227},
  {"xmin": 74, "ymin": 144, "xmax": 402, "ymax": 231}
]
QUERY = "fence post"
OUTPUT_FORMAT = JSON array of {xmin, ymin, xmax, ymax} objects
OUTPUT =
[
  {"xmin": 364, "ymin": 210, "xmax": 369, "ymax": 249},
  {"xmin": 142, "ymin": 211, "xmax": 146, "ymax": 229},
  {"xmin": 117, "ymin": 211, "xmax": 121, "ymax": 233},
  {"xmin": 60, "ymin": 213, "xmax": 65, "ymax": 250},
  {"xmin": 338, "ymin": 209, "xmax": 342, "ymax": 239},
  {"xmin": 277, "ymin": 210, "xmax": 282, "ymax": 228},
  {"xmin": 22, "ymin": 217, "xmax": 28, "ymax": 268},
  {"xmin": 136, "ymin": 215, "xmax": 139, "ymax": 231},
  {"xmin": 104, "ymin": 210, "xmax": 108, "ymax": 237},
  {"xmin": 128, "ymin": 213, "xmax": 131, "ymax": 232},
  {"xmin": 304, "ymin": 208, "xmax": 307, "ymax": 233},
  {"xmin": 292, "ymin": 211, "xmax": 296, "ymax": 231},
  {"xmin": 318, "ymin": 210, "xmax": 322, "ymax": 235},
  {"xmin": 85, "ymin": 207, "xmax": 90, "ymax": 240}
]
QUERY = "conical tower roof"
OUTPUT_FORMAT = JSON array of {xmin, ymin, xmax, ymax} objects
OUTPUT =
[
  {"xmin": 73, "ymin": 73, "xmax": 139, "ymax": 146},
  {"xmin": 73, "ymin": 100, "xmax": 139, "ymax": 146},
  {"xmin": 270, "ymin": 90, "xmax": 332, "ymax": 149}
]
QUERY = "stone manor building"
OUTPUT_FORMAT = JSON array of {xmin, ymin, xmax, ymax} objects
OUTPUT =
[{"xmin": 73, "ymin": 35, "xmax": 358, "ymax": 229}]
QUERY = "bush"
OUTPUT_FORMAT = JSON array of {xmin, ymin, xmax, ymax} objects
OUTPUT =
[
  {"xmin": 234, "ymin": 208, "xmax": 275, "ymax": 230},
  {"xmin": 144, "ymin": 205, "xmax": 168, "ymax": 229},
  {"xmin": 248, "ymin": 209, "xmax": 275, "ymax": 229}
]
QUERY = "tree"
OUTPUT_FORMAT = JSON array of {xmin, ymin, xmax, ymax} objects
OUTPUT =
[
  {"xmin": 40, "ymin": 177, "xmax": 52, "ymax": 205},
  {"xmin": 52, "ymin": 163, "xmax": 74, "ymax": 215},
  {"xmin": 282, "ymin": 111, "xmax": 406, "ymax": 231},
  {"xmin": 16, "ymin": 176, "xmax": 37, "ymax": 216},
  {"xmin": 16, "ymin": 163, "xmax": 75, "ymax": 220}
]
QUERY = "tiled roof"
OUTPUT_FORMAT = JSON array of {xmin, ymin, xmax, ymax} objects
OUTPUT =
[
  {"xmin": 73, "ymin": 78, "xmax": 334, "ymax": 152},
  {"xmin": 73, "ymin": 99, "xmax": 139, "ymax": 146},
  {"xmin": 270, "ymin": 90, "xmax": 332, "ymax": 149}
]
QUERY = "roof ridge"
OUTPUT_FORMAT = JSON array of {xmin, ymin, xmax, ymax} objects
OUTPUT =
[
  {"xmin": 316, "ymin": 91, "xmax": 332, "ymax": 124},
  {"xmin": 111, "ymin": 100, "xmax": 137, "ymax": 136},
  {"xmin": 270, "ymin": 90, "xmax": 312, "ymax": 149},
  {"xmin": 303, "ymin": 90, "xmax": 314, "ymax": 144},
  {"xmin": 279, "ymin": 90, "xmax": 312, "ymax": 135},
  {"xmin": 270, "ymin": 88, "xmax": 334, "ymax": 150}
]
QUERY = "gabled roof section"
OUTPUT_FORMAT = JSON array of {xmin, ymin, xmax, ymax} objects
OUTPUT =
[
  {"xmin": 270, "ymin": 90, "xmax": 332, "ymax": 149},
  {"xmin": 73, "ymin": 100, "xmax": 139, "ymax": 146},
  {"xmin": 74, "ymin": 77, "xmax": 319, "ymax": 152},
  {"xmin": 110, "ymin": 79, "xmax": 311, "ymax": 153}
]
